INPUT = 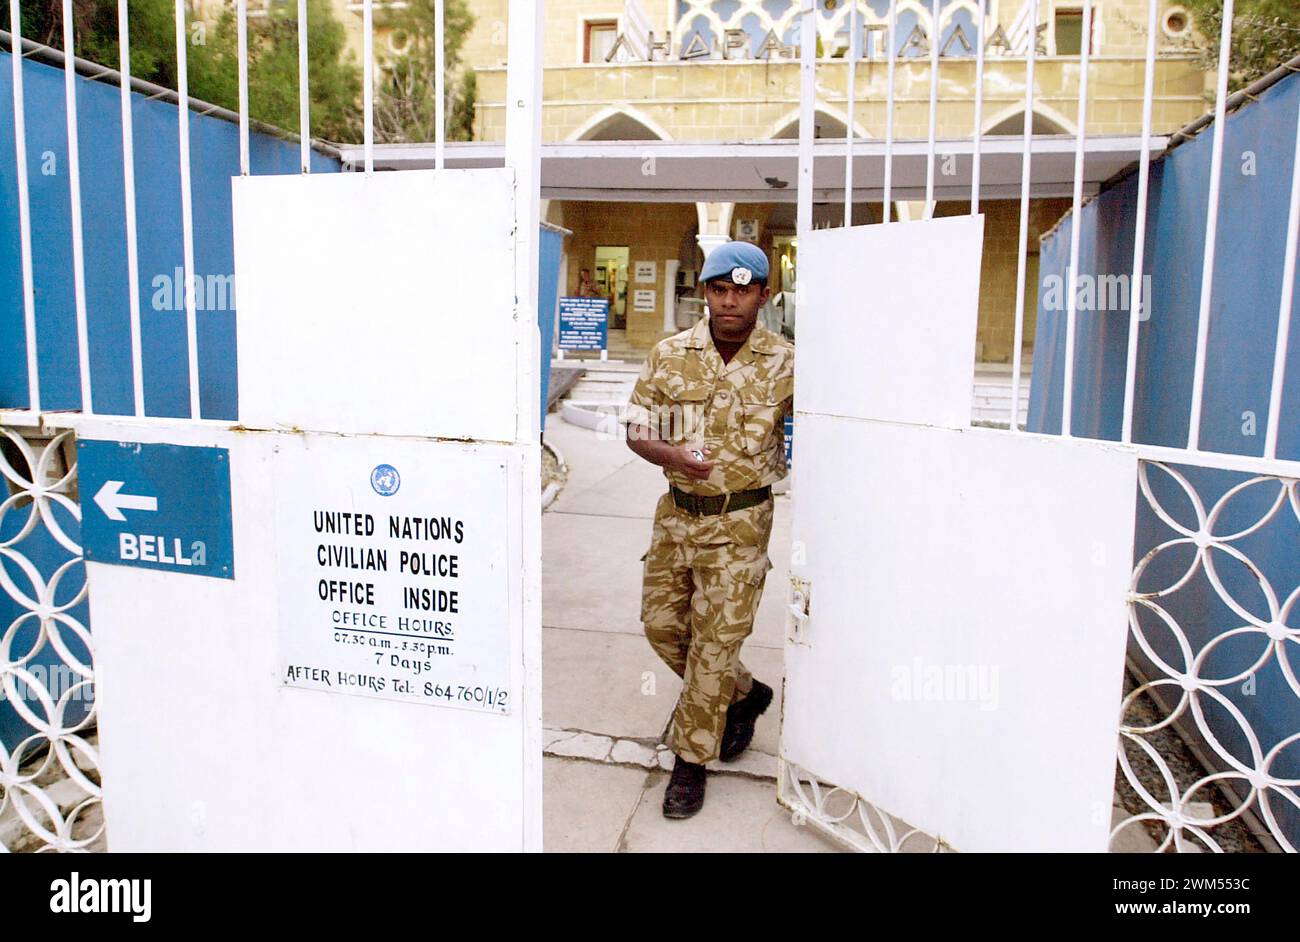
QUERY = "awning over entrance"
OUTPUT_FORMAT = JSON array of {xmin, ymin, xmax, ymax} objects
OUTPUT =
[{"xmin": 336, "ymin": 136, "xmax": 1166, "ymax": 202}]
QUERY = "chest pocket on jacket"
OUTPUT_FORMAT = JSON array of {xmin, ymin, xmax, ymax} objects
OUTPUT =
[
  {"xmin": 739, "ymin": 377, "xmax": 790, "ymax": 456},
  {"xmin": 654, "ymin": 377, "xmax": 713, "ymax": 442}
]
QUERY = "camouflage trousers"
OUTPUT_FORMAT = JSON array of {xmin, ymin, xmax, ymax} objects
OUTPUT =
[{"xmin": 640, "ymin": 490, "xmax": 774, "ymax": 765}]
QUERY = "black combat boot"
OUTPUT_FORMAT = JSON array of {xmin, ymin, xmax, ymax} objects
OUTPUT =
[
  {"xmin": 662, "ymin": 754, "xmax": 707, "ymax": 818},
  {"xmin": 719, "ymin": 679, "xmax": 774, "ymax": 762}
]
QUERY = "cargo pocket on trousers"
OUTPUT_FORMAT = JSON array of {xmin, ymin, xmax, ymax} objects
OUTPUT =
[
  {"xmin": 708, "ymin": 548, "xmax": 772, "ymax": 646},
  {"xmin": 638, "ymin": 547, "xmax": 652, "ymax": 622},
  {"xmin": 727, "ymin": 549, "xmax": 772, "ymax": 587},
  {"xmin": 640, "ymin": 534, "xmax": 683, "ymax": 625}
]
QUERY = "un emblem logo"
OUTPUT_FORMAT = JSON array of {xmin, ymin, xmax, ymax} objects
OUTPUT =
[{"xmin": 370, "ymin": 464, "xmax": 400, "ymax": 496}]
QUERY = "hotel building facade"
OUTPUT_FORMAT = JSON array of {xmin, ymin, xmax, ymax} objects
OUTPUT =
[{"xmin": 240, "ymin": 0, "xmax": 1212, "ymax": 362}]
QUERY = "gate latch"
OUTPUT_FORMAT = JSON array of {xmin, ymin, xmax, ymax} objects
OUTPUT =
[{"xmin": 786, "ymin": 575, "xmax": 811, "ymax": 645}]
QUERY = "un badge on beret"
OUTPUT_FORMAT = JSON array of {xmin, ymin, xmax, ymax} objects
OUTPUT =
[{"xmin": 731, "ymin": 266, "xmax": 753, "ymax": 285}]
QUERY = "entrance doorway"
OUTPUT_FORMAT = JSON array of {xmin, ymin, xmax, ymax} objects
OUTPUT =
[
  {"xmin": 595, "ymin": 245, "xmax": 629, "ymax": 328},
  {"xmin": 770, "ymin": 234, "xmax": 797, "ymax": 340}
]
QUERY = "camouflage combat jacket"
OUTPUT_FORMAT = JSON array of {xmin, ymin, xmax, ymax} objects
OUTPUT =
[{"xmin": 626, "ymin": 316, "xmax": 794, "ymax": 542}]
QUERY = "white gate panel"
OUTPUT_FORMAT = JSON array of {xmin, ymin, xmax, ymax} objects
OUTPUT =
[
  {"xmin": 784, "ymin": 217, "xmax": 1139, "ymax": 851},
  {"xmin": 797, "ymin": 216, "xmax": 985, "ymax": 430},
  {"xmin": 81, "ymin": 166, "xmax": 541, "ymax": 851},
  {"xmin": 784, "ymin": 417, "xmax": 1137, "ymax": 851},
  {"xmin": 233, "ymin": 169, "xmax": 520, "ymax": 442},
  {"xmin": 82, "ymin": 420, "xmax": 532, "ymax": 851}
]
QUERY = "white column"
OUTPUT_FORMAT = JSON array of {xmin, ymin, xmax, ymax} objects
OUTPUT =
[
  {"xmin": 664, "ymin": 259, "xmax": 680, "ymax": 332},
  {"xmin": 697, "ymin": 233, "xmax": 729, "ymax": 258}
]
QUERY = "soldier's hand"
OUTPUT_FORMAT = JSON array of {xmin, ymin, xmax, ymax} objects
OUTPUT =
[{"xmin": 669, "ymin": 446, "xmax": 714, "ymax": 481}]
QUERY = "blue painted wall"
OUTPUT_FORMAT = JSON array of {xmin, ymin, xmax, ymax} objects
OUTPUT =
[
  {"xmin": 1029, "ymin": 72, "xmax": 1300, "ymax": 456},
  {"xmin": 1029, "ymin": 71, "xmax": 1300, "ymax": 847},
  {"xmin": 0, "ymin": 50, "xmax": 340, "ymax": 421},
  {"xmin": 538, "ymin": 225, "xmax": 562, "ymax": 434}
]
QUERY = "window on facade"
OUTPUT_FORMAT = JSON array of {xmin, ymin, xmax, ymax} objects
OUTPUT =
[
  {"xmin": 585, "ymin": 21, "xmax": 619, "ymax": 63},
  {"xmin": 1053, "ymin": 9, "xmax": 1092, "ymax": 56}
]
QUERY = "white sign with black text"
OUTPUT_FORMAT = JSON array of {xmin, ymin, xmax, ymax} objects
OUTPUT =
[{"xmin": 273, "ymin": 435, "xmax": 513, "ymax": 715}]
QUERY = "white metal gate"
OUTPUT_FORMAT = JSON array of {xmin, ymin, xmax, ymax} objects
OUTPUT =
[
  {"xmin": 776, "ymin": 0, "xmax": 1299, "ymax": 853},
  {"xmin": 2, "ymin": 0, "xmax": 545, "ymax": 852}
]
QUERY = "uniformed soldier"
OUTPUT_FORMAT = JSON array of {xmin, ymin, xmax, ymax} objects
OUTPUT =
[{"xmin": 624, "ymin": 241, "xmax": 794, "ymax": 818}]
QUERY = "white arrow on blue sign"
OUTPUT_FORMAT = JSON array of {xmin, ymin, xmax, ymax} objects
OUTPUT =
[
  {"xmin": 76, "ymin": 440, "xmax": 235, "ymax": 579},
  {"xmin": 93, "ymin": 480, "xmax": 159, "ymax": 522}
]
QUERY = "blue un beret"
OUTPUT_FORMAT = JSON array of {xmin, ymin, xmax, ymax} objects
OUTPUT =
[{"xmin": 700, "ymin": 241, "xmax": 769, "ymax": 285}]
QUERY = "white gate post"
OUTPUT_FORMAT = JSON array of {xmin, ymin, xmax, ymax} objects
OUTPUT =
[{"xmin": 505, "ymin": 0, "xmax": 545, "ymax": 852}]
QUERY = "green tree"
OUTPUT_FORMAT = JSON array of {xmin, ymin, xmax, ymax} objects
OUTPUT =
[
  {"xmin": 447, "ymin": 67, "xmax": 475, "ymax": 141},
  {"xmin": 373, "ymin": 0, "xmax": 476, "ymax": 143},
  {"xmin": 3, "ymin": 0, "xmax": 182, "ymax": 85},
  {"xmin": 205, "ymin": 0, "xmax": 363, "ymax": 143},
  {"xmin": 1181, "ymin": 0, "xmax": 1300, "ymax": 90},
  {"xmin": 3, "ymin": 0, "xmax": 362, "ymax": 143}
]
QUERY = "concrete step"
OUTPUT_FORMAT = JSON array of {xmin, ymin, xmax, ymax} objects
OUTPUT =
[
  {"xmin": 570, "ymin": 388, "xmax": 631, "ymax": 404},
  {"xmin": 552, "ymin": 356, "xmax": 643, "ymax": 371},
  {"xmin": 572, "ymin": 378, "xmax": 634, "ymax": 391},
  {"xmin": 971, "ymin": 365, "xmax": 1031, "ymax": 427},
  {"xmin": 573, "ymin": 376, "xmax": 636, "ymax": 390},
  {"xmin": 973, "ymin": 390, "xmax": 1029, "ymax": 400},
  {"xmin": 565, "ymin": 400, "xmax": 627, "ymax": 417},
  {"xmin": 579, "ymin": 372, "xmax": 637, "ymax": 384}
]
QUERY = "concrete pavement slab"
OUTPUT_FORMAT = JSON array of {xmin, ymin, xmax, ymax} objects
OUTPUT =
[
  {"xmin": 749, "ymin": 493, "xmax": 793, "ymax": 650},
  {"xmin": 543, "ymin": 757, "xmax": 652, "ymax": 853},
  {"xmin": 709, "ymin": 748, "xmax": 778, "ymax": 779},
  {"xmin": 729, "ymin": 643, "xmax": 786, "ymax": 759},
  {"xmin": 553, "ymin": 456, "xmax": 667, "ymax": 518},
  {"xmin": 546, "ymin": 730, "xmax": 615, "ymax": 762},
  {"xmin": 544, "ymin": 626, "xmax": 682, "ymax": 740},
  {"xmin": 544, "ymin": 413, "xmax": 630, "ymax": 489},
  {"xmin": 542, "ymin": 511, "xmax": 649, "ymax": 635},
  {"xmin": 621, "ymin": 771, "xmax": 844, "ymax": 853}
]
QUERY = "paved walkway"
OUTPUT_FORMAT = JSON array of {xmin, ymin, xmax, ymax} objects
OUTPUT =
[{"xmin": 540, "ymin": 414, "xmax": 840, "ymax": 852}]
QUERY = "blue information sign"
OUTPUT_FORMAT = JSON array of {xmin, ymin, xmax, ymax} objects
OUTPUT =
[
  {"xmin": 558, "ymin": 297, "xmax": 609, "ymax": 350},
  {"xmin": 77, "ymin": 440, "xmax": 235, "ymax": 579}
]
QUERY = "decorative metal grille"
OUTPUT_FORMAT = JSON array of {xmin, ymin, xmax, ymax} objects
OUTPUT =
[
  {"xmin": 1112, "ymin": 460, "xmax": 1299, "ymax": 853},
  {"xmin": 778, "ymin": 758, "xmax": 947, "ymax": 852},
  {"xmin": 0, "ymin": 427, "xmax": 103, "ymax": 853}
]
